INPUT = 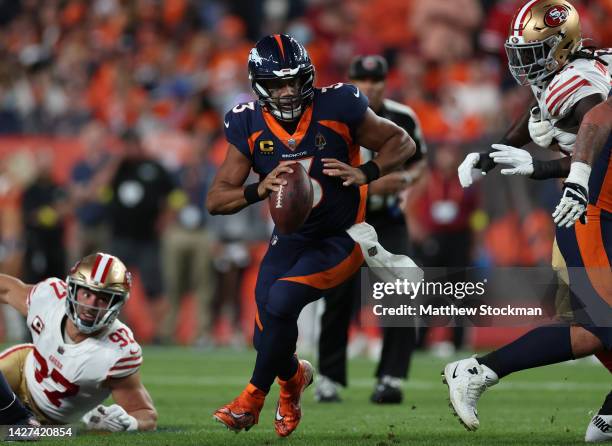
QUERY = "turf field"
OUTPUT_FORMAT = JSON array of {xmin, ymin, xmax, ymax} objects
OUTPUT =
[{"xmin": 37, "ymin": 346, "xmax": 609, "ymax": 445}]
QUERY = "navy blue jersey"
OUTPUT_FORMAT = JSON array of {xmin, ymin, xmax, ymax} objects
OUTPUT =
[
  {"xmin": 588, "ymin": 91, "xmax": 612, "ymax": 212},
  {"xmin": 224, "ymin": 83, "xmax": 369, "ymax": 237}
]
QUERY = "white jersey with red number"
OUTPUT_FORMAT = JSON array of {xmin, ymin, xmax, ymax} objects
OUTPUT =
[
  {"xmin": 24, "ymin": 278, "xmax": 142, "ymax": 423},
  {"xmin": 530, "ymin": 51, "xmax": 612, "ymax": 154}
]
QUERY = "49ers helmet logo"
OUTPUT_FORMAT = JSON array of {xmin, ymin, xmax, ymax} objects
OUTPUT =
[{"xmin": 544, "ymin": 5, "xmax": 569, "ymax": 27}]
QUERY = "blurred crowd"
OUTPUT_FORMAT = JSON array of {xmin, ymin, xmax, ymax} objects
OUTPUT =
[{"xmin": 0, "ymin": 0, "xmax": 610, "ymax": 346}]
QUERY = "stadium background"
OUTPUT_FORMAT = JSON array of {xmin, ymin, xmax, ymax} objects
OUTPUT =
[
  {"xmin": 0, "ymin": 0, "xmax": 609, "ymax": 351},
  {"xmin": 0, "ymin": 1, "xmax": 609, "ymax": 444}
]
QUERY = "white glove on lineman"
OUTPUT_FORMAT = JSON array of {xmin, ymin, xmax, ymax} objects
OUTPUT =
[
  {"xmin": 552, "ymin": 162, "xmax": 591, "ymax": 228},
  {"xmin": 457, "ymin": 153, "xmax": 484, "ymax": 188},
  {"xmin": 528, "ymin": 107, "xmax": 554, "ymax": 148},
  {"xmin": 552, "ymin": 128, "xmax": 577, "ymax": 153},
  {"xmin": 82, "ymin": 404, "xmax": 138, "ymax": 432},
  {"xmin": 489, "ymin": 144, "xmax": 534, "ymax": 176}
]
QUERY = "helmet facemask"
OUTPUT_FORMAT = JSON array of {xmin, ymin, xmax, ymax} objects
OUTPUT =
[
  {"xmin": 66, "ymin": 280, "xmax": 127, "ymax": 334},
  {"xmin": 250, "ymin": 66, "xmax": 314, "ymax": 122},
  {"xmin": 505, "ymin": 34, "xmax": 564, "ymax": 86}
]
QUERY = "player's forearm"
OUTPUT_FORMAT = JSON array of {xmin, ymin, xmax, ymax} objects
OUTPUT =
[
  {"xmin": 0, "ymin": 274, "xmax": 28, "ymax": 316},
  {"xmin": 129, "ymin": 408, "xmax": 157, "ymax": 431},
  {"xmin": 373, "ymin": 131, "xmax": 415, "ymax": 177},
  {"xmin": 206, "ymin": 184, "xmax": 251, "ymax": 215},
  {"xmin": 572, "ymin": 99, "xmax": 612, "ymax": 167},
  {"xmin": 530, "ymin": 156, "xmax": 571, "ymax": 180},
  {"xmin": 500, "ymin": 104, "xmax": 534, "ymax": 148},
  {"xmin": 476, "ymin": 106, "xmax": 534, "ymax": 173}
]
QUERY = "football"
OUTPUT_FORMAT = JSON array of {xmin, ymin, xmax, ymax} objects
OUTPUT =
[{"xmin": 269, "ymin": 163, "xmax": 314, "ymax": 234}]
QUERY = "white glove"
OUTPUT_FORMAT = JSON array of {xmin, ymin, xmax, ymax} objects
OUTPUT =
[
  {"xmin": 82, "ymin": 404, "xmax": 138, "ymax": 432},
  {"xmin": 528, "ymin": 107, "xmax": 554, "ymax": 148},
  {"xmin": 457, "ymin": 152, "xmax": 484, "ymax": 188},
  {"xmin": 552, "ymin": 162, "xmax": 591, "ymax": 228},
  {"xmin": 489, "ymin": 144, "xmax": 534, "ymax": 176},
  {"xmin": 552, "ymin": 128, "xmax": 577, "ymax": 153}
]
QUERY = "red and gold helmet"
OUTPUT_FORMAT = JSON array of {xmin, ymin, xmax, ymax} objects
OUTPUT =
[
  {"xmin": 505, "ymin": 0, "xmax": 581, "ymax": 85},
  {"xmin": 66, "ymin": 253, "xmax": 131, "ymax": 334}
]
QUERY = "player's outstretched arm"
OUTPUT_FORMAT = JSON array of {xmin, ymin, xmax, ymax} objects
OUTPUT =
[
  {"xmin": 108, "ymin": 371, "xmax": 157, "ymax": 431},
  {"xmin": 458, "ymin": 100, "xmax": 535, "ymax": 188},
  {"xmin": 0, "ymin": 274, "xmax": 32, "ymax": 316}
]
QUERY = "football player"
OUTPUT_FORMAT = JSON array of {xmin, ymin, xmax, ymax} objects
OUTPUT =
[
  {"xmin": 0, "ymin": 253, "xmax": 157, "ymax": 431},
  {"xmin": 447, "ymin": 0, "xmax": 612, "ymax": 435},
  {"xmin": 207, "ymin": 34, "xmax": 414, "ymax": 436},
  {"xmin": 568, "ymin": 97, "xmax": 612, "ymax": 442}
]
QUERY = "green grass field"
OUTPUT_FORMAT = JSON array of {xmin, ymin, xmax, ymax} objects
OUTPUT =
[{"xmin": 37, "ymin": 346, "xmax": 609, "ymax": 445}]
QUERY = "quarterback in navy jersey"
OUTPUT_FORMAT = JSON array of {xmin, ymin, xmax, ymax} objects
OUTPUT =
[{"xmin": 207, "ymin": 34, "xmax": 414, "ymax": 436}]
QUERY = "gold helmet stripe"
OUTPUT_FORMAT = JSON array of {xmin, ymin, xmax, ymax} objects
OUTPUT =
[
  {"xmin": 91, "ymin": 253, "xmax": 114, "ymax": 283},
  {"xmin": 512, "ymin": 0, "xmax": 544, "ymax": 37}
]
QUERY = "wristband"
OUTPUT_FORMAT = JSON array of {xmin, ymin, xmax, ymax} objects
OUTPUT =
[
  {"xmin": 358, "ymin": 161, "xmax": 381, "ymax": 183},
  {"xmin": 565, "ymin": 161, "xmax": 591, "ymax": 189},
  {"xmin": 244, "ymin": 183, "xmax": 263, "ymax": 204},
  {"xmin": 530, "ymin": 159, "xmax": 570, "ymax": 179}
]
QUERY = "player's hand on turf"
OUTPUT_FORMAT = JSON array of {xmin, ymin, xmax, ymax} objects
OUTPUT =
[
  {"xmin": 457, "ymin": 153, "xmax": 485, "ymax": 188},
  {"xmin": 82, "ymin": 404, "xmax": 138, "ymax": 432},
  {"xmin": 489, "ymin": 144, "xmax": 534, "ymax": 176},
  {"xmin": 322, "ymin": 158, "xmax": 367, "ymax": 186},
  {"xmin": 258, "ymin": 162, "xmax": 297, "ymax": 198},
  {"xmin": 552, "ymin": 182, "xmax": 588, "ymax": 228}
]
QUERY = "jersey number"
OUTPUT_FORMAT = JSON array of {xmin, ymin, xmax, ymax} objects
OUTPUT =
[
  {"xmin": 50, "ymin": 281, "xmax": 67, "ymax": 300},
  {"xmin": 232, "ymin": 102, "xmax": 255, "ymax": 113},
  {"xmin": 109, "ymin": 328, "xmax": 135, "ymax": 348},
  {"xmin": 32, "ymin": 348, "xmax": 80, "ymax": 408},
  {"xmin": 321, "ymin": 82, "xmax": 343, "ymax": 93}
]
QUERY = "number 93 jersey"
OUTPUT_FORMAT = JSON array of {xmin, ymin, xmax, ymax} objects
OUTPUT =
[
  {"xmin": 224, "ymin": 83, "xmax": 369, "ymax": 237},
  {"xmin": 24, "ymin": 278, "xmax": 142, "ymax": 423}
]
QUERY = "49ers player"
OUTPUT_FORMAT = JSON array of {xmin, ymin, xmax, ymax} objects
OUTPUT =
[
  {"xmin": 0, "ymin": 253, "xmax": 157, "ymax": 431},
  {"xmin": 449, "ymin": 0, "xmax": 612, "ymax": 438}
]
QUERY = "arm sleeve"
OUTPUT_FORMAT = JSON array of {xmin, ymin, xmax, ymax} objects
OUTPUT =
[
  {"xmin": 336, "ymin": 83, "xmax": 369, "ymax": 133},
  {"xmin": 26, "ymin": 278, "xmax": 66, "ymax": 324},
  {"xmin": 223, "ymin": 108, "xmax": 252, "ymax": 160},
  {"xmin": 108, "ymin": 333, "xmax": 143, "ymax": 379}
]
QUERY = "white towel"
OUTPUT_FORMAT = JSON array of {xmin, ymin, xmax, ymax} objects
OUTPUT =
[{"xmin": 346, "ymin": 222, "xmax": 424, "ymax": 284}]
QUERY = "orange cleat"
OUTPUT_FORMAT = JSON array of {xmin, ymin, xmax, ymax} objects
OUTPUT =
[
  {"xmin": 274, "ymin": 359, "xmax": 315, "ymax": 437},
  {"xmin": 213, "ymin": 383, "xmax": 266, "ymax": 433}
]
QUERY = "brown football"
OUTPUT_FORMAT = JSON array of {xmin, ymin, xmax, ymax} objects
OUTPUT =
[{"xmin": 269, "ymin": 163, "xmax": 313, "ymax": 234}]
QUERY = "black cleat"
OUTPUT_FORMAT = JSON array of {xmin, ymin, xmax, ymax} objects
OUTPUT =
[{"xmin": 370, "ymin": 376, "xmax": 403, "ymax": 404}]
